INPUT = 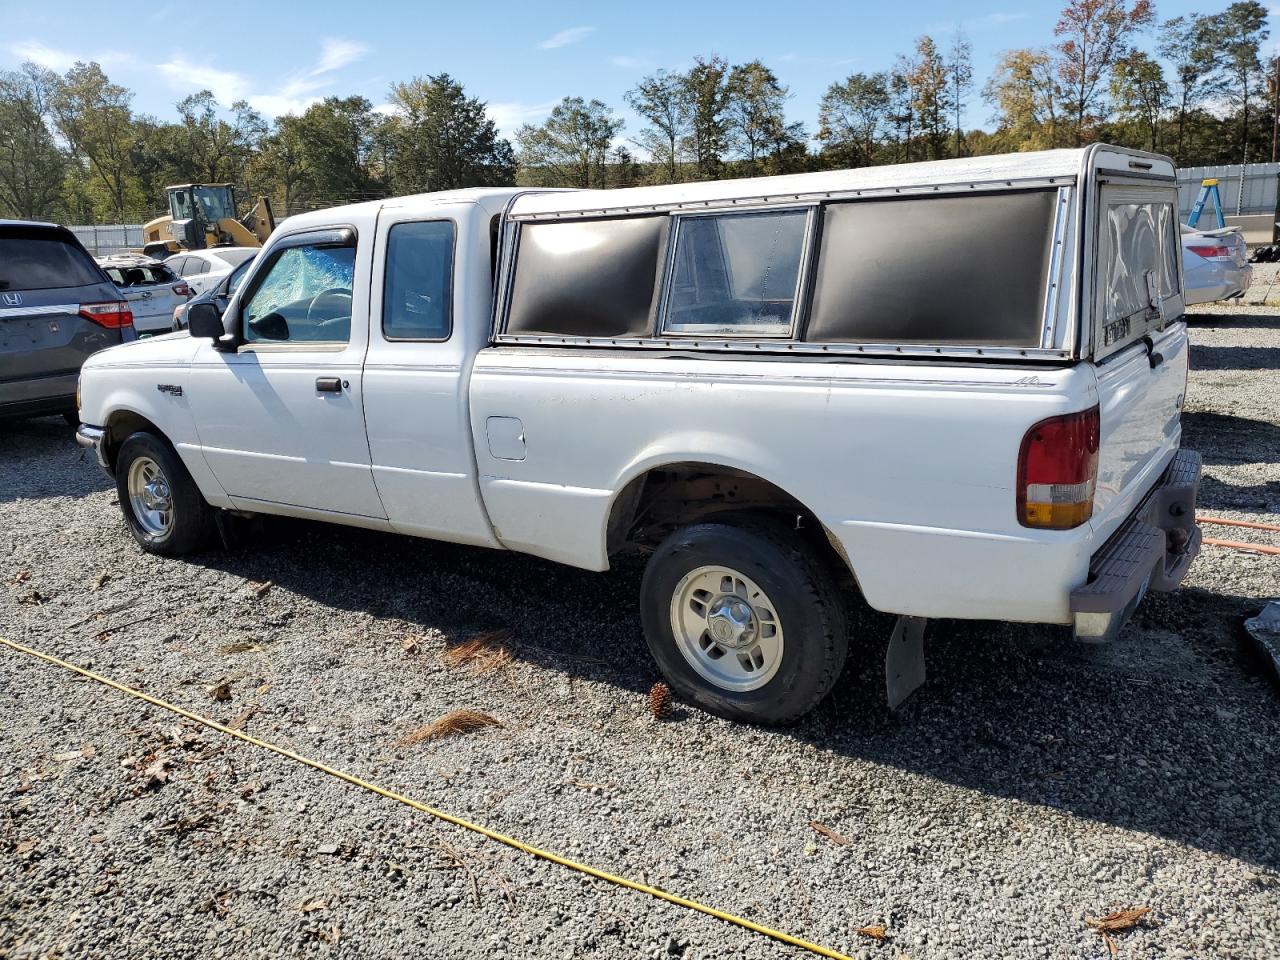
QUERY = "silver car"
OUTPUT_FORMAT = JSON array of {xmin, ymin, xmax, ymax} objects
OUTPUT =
[
  {"xmin": 97, "ymin": 254, "xmax": 192, "ymax": 334},
  {"xmin": 1181, "ymin": 225, "xmax": 1252, "ymax": 305}
]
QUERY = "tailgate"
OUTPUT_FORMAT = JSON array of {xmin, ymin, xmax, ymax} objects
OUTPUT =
[{"xmin": 0, "ymin": 294, "xmax": 108, "ymax": 382}]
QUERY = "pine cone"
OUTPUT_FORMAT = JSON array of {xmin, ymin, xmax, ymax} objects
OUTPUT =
[{"xmin": 648, "ymin": 682, "xmax": 673, "ymax": 720}]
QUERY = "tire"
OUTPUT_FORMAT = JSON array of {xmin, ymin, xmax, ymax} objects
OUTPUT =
[
  {"xmin": 114, "ymin": 430, "xmax": 213, "ymax": 556},
  {"xmin": 640, "ymin": 518, "xmax": 849, "ymax": 725}
]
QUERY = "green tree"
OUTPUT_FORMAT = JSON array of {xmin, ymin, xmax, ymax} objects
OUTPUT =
[
  {"xmin": 817, "ymin": 71, "xmax": 890, "ymax": 167},
  {"xmin": 1215, "ymin": 0, "xmax": 1270, "ymax": 162},
  {"xmin": 983, "ymin": 48, "xmax": 1065, "ymax": 150},
  {"xmin": 725, "ymin": 60, "xmax": 805, "ymax": 175},
  {"xmin": 1110, "ymin": 51, "xmax": 1169, "ymax": 150},
  {"xmin": 681, "ymin": 56, "xmax": 732, "ymax": 178},
  {"xmin": 514, "ymin": 97, "xmax": 622, "ymax": 188},
  {"xmin": 387, "ymin": 73, "xmax": 515, "ymax": 193},
  {"xmin": 173, "ymin": 91, "xmax": 266, "ymax": 186},
  {"xmin": 291, "ymin": 96, "xmax": 383, "ymax": 204},
  {"xmin": 625, "ymin": 70, "xmax": 691, "ymax": 183},
  {"xmin": 905, "ymin": 36, "xmax": 954, "ymax": 159},
  {"xmin": 1054, "ymin": 0, "xmax": 1155, "ymax": 144},
  {"xmin": 51, "ymin": 62, "xmax": 139, "ymax": 221},
  {"xmin": 1158, "ymin": 14, "xmax": 1222, "ymax": 159},
  {"xmin": 0, "ymin": 63, "xmax": 66, "ymax": 220},
  {"xmin": 249, "ymin": 116, "xmax": 308, "ymax": 214},
  {"xmin": 949, "ymin": 30, "xmax": 974, "ymax": 156}
]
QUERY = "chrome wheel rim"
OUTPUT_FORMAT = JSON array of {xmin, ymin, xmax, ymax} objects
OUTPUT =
[
  {"xmin": 127, "ymin": 456, "xmax": 173, "ymax": 538},
  {"xmin": 669, "ymin": 565, "xmax": 784, "ymax": 692}
]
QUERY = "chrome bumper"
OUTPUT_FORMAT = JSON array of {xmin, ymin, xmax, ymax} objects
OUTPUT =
[{"xmin": 75, "ymin": 424, "xmax": 113, "ymax": 478}]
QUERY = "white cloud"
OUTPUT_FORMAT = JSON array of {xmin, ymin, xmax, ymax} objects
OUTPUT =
[
  {"xmin": 8, "ymin": 40, "xmax": 135, "ymax": 72},
  {"xmin": 611, "ymin": 54, "xmax": 651, "ymax": 70},
  {"xmin": 314, "ymin": 37, "xmax": 369, "ymax": 74},
  {"xmin": 371, "ymin": 101, "xmax": 401, "ymax": 117},
  {"xmin": 488, "ymin": 99, "xmax": 560, "ymax": 135},
  {"xmin": 157, "ymin": 59, "xmax": 251, "ymax": 103},
  {"xmin": 539, "ymin": 26, "xmax": 594, "ymax": 50}
]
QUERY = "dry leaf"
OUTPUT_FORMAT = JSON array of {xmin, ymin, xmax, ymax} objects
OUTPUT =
[
  {"xmin": 218, "ymin": 641, "xmax": 261, "ymax": 655},
  {"xmin": 442, "ymin": 631, "xmax": 512, "ymax": 674},
  {"xmin": 250, "ymin": 580, "xmax": 272, "ymax": 598},
  {"xmin": 299, "ymin": 897, "xmax": 328, "ymax": 913},
  {"xmin": 10, "ymin": 569, "xmax": 30, "ymax": 584},
  {"xmin": 206, "ymin": 682, "xmax": 232, "ymax": 702},
  {"xmin": 227, "ymin": 705, "xmax": 258, "ymax": 731},
  {"xmin": 15, "ymin": 839, "xmax": 37, "ymax": 856},
  {"xmin": 1103, "ymin": 931, "xmax": 1119, "ymax": 958},
  {"xmin": 318, "ymin": 923, "xmax": 341, "ymax": 944},
  {"xmin": 398, "ymin": 709, "xmax": 502, "ymax": 746},
  {"xmin": 81, "ymin": 744, "xmax": 96, "ymax": 760},
  {"xmin": 401, "ymin": 635, "xmax": 421, "ymax": 654},
  {"xmin": 856, "ymin": 925, "xmax": 888, "ymax": 941},
  {"xmin": 809, "ymin": 821, "xmax": 850, "ymax": 846},
  {"xmin": 53, "ymin": 751, "xmax": 83, "ymax": 763},
  {"xmin": 141, "ymin": 754, "xmax": 171, "ymax": 786},
  {"xmin": 1086, "ymin": 907, "xmax": 1151, "ymax": 933},
  {"xmin": 92, "ymin": 572, "xmax": 111, "ymax": 591}
]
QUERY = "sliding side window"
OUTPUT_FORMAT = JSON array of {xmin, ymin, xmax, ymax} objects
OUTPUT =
[
  {"xmin": 806, "ymin": 190, "xmax": 1058, "ymax": 346},
  {"xmin": 505, "ymin": 216, "xmax": 665, "ymax": 337},
  {"xmin": 662, "ymin": 209, "xmax": 810, "ymax": 337},
  {"xmin": 383, "ymin": 220, "xmax": 455, "ymax": 341}
]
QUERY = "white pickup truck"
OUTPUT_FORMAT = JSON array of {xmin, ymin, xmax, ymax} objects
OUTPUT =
[{"xmin": 76, "ymin": 145, "xmax": 1201, "ymax": 724}]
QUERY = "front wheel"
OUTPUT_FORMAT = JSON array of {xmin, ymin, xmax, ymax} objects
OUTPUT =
[
  {"xmin": 115, "ymin": 431, "xmax": 213, "ymax": 556},
  {"xmin": 640, "ymin": 519, "xmax": 849, "ymax": 725}
]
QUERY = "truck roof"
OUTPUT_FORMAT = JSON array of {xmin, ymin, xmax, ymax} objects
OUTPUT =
[{"xmin": 508, "ymin": 145, "xmax": 1174, "ymax": 219}]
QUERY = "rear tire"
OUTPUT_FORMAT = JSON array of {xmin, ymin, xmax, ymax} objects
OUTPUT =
[
  {"xmin": 115, "ymin": 431, "xmax": 213, "ymax": 556},
  {"xmin": 640, "ymin": 518, "xmax": 849, "ymax": 725}
]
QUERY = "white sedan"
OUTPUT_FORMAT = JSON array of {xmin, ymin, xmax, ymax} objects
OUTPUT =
[
  {"xmin": 163, "ymin": 247, "xmax": 258, "ymax": 296},
  {"xmin": 1181, "ymin": 224, "xmax": 1252, "ymax": 305}
]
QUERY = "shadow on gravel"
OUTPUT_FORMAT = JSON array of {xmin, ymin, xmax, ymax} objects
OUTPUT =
[
  {"xmin": 0, "ymin": 415, "xmax": 111, "ymax": 504},
  {"xmin": 188, "ymin": 516, "xmax": 1280, "ymax": 873},
  {"xmin": 1181, "ymin": 410, "xmax": 1280, "ymax": 467},
  {"xmin": 1185, "ymin": 310, "xmax": 1279, "ymax": 330},
  {"xmin": 1189, "ymin": 343, "xmax": 1280, "ymax": 371}
]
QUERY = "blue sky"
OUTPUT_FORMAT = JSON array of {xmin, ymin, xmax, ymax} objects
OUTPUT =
[{"xmin": 0, "ymin": 0, "xmax": 1272, "ymax": 146}]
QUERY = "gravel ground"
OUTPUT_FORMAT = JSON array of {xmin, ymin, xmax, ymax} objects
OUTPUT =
[{"xmin": 2, "ymin": 305, "xmax": 1279, "ymax": 960}]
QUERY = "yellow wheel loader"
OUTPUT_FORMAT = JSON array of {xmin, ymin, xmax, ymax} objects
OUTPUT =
[{"xmin": 141, "ymin": 184, "xmax": 276, "ymax": 258}]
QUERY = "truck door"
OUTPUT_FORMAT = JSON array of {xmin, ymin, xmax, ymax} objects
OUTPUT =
[
  {"xmin": 362, "ymin": 205, "xmax": 500, "ymax": 547},
  {"xmin": 186, "ymin": 226, "xmax": 387, "ymax": 519}
]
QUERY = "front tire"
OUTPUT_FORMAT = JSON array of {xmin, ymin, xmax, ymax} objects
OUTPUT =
[
  {"xmin": 115, "ymin": 431, "xmax": 213, "ymax": 556},
  {"xmin": 640, "ymin": 519, "xmax": 849, "ymax": 725}
]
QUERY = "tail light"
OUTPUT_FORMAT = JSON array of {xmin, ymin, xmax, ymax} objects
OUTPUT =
[
  {"xmin": 1187, "ymin": 244, "xmax": 1232, "ymax": 260},
  {"xmin": 79, "ymin": 301, "xmax": 134, "ymax": 329},
  {"xmin": 172, "ymin": 282, "xmax": 191, "ymax": 297},
  {"xmin": 1017, "ymin": 407, "xmax": 1100, "ymax": 530}
]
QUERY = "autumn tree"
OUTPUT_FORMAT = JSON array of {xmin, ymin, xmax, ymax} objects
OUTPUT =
[
  {"xmin": 625, "ymin": 70, "xmax": 691, "ymax": 183},
  {"xmin": 515, "ymin": 97, "xmax": 622, "ymax": 188},
  {"xmin": 1110, "ymin": 51, "xmax": 1169, "ymax": 150},
  {"xmin": 817, "ymin": 72, "xmax": 890, "ymax": 167},
  {"xmin": 949, "ymin": 31, "xmax": 974, "ymax": 156},
  {"xmin": 1215, "ymin": 0, "xmax": 1269, "ymax": 162},
  {"xmin": 1053, "ymin": 0, "xmax": 1155, "ymax": 144},
  {"xmin": 905, "ymin": 36, "xmax": 954, "ymax": 159},
  {"xmin": 983, "ymin": 48, "xmax": 1064, "ymax": 150},
  {"xmin": 0, "ymin": 63, "xmax": 66, "ymax": 219}
]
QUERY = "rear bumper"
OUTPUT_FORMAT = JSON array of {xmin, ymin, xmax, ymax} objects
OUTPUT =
[
  {"xmin": 1070, "ymin": 449, "xmax": 1202, "ymax": 641},
  {"xmin": 75, "ymin": 423, "xmax": 112, "ymax": 478},
  {"xmin": 1184, "ymin": 263, "xmax": 1252, "ymax": 304},
  {"xmin": 0, "ymin": 373, "xmax": 79, "ymax": 419}
]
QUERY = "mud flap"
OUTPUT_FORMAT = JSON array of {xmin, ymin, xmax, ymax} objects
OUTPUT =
[{"xmin": 886, "ymin": 616, "xmax": 927, "ymax": 711}]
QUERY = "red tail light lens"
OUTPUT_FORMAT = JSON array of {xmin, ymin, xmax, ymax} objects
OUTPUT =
[
  {"xmin": 172, "ymin": 282, "xmax": 191, "ymax": 297},
  {"xmin": 1187, "ymin": 244, "xmax": 1232, "ymax": 260},
  {"xmin": 1017, "ymin": 406, "xmax": 1100, "ymax": 530},
  {"xmin": 79, "ymin": 301, "xmax": 134, "ymax": 329}
]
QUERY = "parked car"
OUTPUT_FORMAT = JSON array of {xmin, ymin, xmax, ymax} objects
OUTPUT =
[
  {"xmin": 1181, "ymin": 223, "xmax": 1252, "ymax": 304},
  {"xmin": 1, "ymin": 220, "xmax": 135, "ymax": 422},
  {"xmin": 96, "ymin": 254, "xmax": 191, "ymax": 334},
  {"xmin": 171, "ymin": 257, "xmax": 253, "ymax": 331},
  {"xmin": 163, "ymin": 247, "xmax": 257, "ymax": 296},
  {"xmin": 76, "ymin": 145, "xmax": 1201, "ymax": 725}
]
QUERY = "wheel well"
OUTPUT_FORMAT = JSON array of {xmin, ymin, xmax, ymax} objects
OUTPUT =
[
  {"xmin": 606, "ymin": 462, "xmax": 853, "ymax": 580},
  {"xmin": 102, "ymin": 411, "xmax": 164, "ymax": 471}
]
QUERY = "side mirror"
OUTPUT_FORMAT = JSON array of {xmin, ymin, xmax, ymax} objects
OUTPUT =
[{"xmin": 187, "ymin": 302, "xmax": 226, "ymax": 340}]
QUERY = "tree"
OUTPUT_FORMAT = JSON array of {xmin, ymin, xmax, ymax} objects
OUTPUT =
[
  {"xmin": 625, "ymin": 70, "xmax": 691, "ymax": 183},
  {"xmin": 1110, "ymin": 51, "xmax": 1169, "ymax": 150},
  {"xmin": 1158, "ymin": 14, "xmax": 1222, "ymax": 159},
  {"xmin": 0, "ymin": 63, "xmax": 66, "ymax": 220},
  {"xmin": 291, "ymin": 96, "xmax": 383, "ymax": 204},
  {"xmin": 983, "ymin": 48, "xmax": 1065, "ymax": 150},
  {"xmin": 387, "ymin": 74, "xmax": 515, "ymax": 193},
  {"xmin": 725, "ymin": 60, "xmax": 803, "ymax": 175},
  {"xmin": 51, "ymin": 62, "xmax": 139, "ymax": 221},
  {"xmin": 905, "ymin": 36, "xmax": 954, "ymax": 159},
  {"xmin": 250, "ymin": 116, "xmax": 308, "ymax": 214},
  {"xmin": 514, "ymin": 97, "xmax": 622, "ymax": 188},
  {"xmin": 817, "ymin": 72, "xmax": 890, "ymax": 167},
  {"xmin": 173, "ymin": 92, "xmax": 266, "ymax": 186},
  {"xmin": 681, "ymin": 56, "xmax": 732, "ymax": 178},
  {"xmin": 1053, "ymin": 0, "xmax": 1155, "ymax": 144},
  {"xmin": 1215, "ymin": 1, "xmax": 1269, "ymax": 163},
  {"xmin": 948, "ymin": 31, "xmax": 974, "ymax": 156},
  {"xmin": 886, "ymin": 59, "xmax": 917, "ymax": 161}
]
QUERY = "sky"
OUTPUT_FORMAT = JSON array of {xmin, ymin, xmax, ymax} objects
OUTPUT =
[{"xmin": 0, "ymin": 0, "xmax": 1275, "ymax": 148}]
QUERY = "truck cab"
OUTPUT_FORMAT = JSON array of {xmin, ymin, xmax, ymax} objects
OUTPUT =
[{"xmin": 76, "ymin": 148, "xmax": 1201, "ymax": 725}]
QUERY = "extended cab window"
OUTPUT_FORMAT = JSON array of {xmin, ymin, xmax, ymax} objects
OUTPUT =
[
  {"xmin": 663, "ymin": 209, "xmax": 809, "ymax": 337},
  {"xmin": 383, "ymin": 220, "xmax": 454, "ymax": 340},
  {"xmin": 241, "ymin": 243, "xmax": 356, "ymax": 344}
]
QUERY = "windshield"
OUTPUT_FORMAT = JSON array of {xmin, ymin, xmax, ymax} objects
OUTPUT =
[{"xmin": 168, "ymin": 186, "xmax": 235, "ymax": 223}]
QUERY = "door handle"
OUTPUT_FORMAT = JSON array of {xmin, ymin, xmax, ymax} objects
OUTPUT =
[{"xmin": 315, "ymin": 377, "xmax": 343, "ymax": 393}]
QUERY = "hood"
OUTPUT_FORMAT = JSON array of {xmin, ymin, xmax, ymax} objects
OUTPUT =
[{"xmin": 82, "ymin": 329, "xmax": 200, "ymax": 370}]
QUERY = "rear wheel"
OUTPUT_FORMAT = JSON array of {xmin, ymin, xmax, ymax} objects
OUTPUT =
[
  {"xmin": 640, "ymin": 519, "xmax": 849, "ymax": 725},
  {"xmin": 115, "ymin": 431, "xmax": 213, "ymax": 555}
]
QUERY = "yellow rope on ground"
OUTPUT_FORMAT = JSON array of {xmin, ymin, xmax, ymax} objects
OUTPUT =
[{"xmin": 0, "ymin": 634, "xmax": 851, "ymax": 960}]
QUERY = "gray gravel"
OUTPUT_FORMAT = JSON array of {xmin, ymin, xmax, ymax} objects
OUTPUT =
[{"xmin": 2, "ymin": 304, "xmax": 1279, "ymax": 959}]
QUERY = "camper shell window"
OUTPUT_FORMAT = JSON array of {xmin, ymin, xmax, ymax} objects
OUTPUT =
[
  {"xmin": 505, "ymin": 216, "xmax": 666, "ymax": 338},
  {"xmin": 805, "ymin": 190, "xmax": 1058, "ymax": 347},
  {"xmin": 1094, "ymin": 188, "xmax": 1181, "ymax": 357}
]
